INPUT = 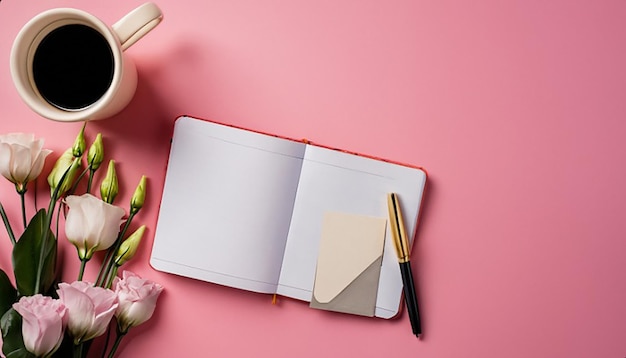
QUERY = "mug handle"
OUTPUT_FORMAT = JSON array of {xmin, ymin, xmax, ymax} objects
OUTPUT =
[{"xmin": 112, "ymin": 2, "xmax": 163, "ymax": 51}]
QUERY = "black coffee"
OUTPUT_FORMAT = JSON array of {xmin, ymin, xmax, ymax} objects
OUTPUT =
[{"xmin": 33, "ymin": 24, "xmax": 114, "ymax": 110}]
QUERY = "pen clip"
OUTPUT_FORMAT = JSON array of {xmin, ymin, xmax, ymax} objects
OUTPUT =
[{"xmin": 387, "ymin": 193, "xmax": 410, "ymax": 263}]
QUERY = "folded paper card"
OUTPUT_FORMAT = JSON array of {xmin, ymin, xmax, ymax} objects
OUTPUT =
[{"xmin": 310, "ymin": 212, "xmax": 387, "ymax": 316}]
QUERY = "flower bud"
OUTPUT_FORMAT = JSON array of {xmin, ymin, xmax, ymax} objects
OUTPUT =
[
  {"xmin": 114, "ymin": 225, "xmax": 146, "ymax": 266},
  {"xmin": 72, "ymin": 124, "xmax": 86, "ymax": 158},
  {"xmin": 87, "ymin": 133, "xmax": 104, "ymax": 171},
  {"xmin": 100, "ymin": 160, "xmax": 118, "ymax": 204},
  {"xmin": 47, "ymin": 148, "xmax": 81, "ymax": 197},
  {"xmin": 130, "ymin": 176, "xmax": 147, "ymax": 214}
]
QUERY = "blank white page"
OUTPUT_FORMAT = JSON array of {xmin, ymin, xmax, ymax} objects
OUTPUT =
[
  {"xmin": 151, "ymin": 117, "xmax": 306, "ymax": 293},
  {"xmin": 276, "ymin": 145, "xmax": 426, "ymax": 318}
]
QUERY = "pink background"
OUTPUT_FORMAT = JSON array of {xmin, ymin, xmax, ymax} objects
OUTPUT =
[{"xmin": 1, "ymin": 0, "xmax": 625, "ymax": 357}]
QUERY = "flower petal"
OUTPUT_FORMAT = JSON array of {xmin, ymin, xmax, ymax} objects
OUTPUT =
[
  {"xmin": 10, "ymin": 144, "xmax": 33, "ymax": 183},
  {"xmin": 27, "ymin": 148, "xmax": 52, "ymax": 182},
  {"xmin": 57, "ymin": 283, "xmax": 95, "ymax": 342},
  {"xmin": 0, "ymin": 143, "xmax": 14, "ymax": 182}
]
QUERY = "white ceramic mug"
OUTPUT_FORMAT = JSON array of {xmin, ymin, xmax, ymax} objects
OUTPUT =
[{"xmin": 10, "ymin": 3, "xmax": 163, "ymax": 122}]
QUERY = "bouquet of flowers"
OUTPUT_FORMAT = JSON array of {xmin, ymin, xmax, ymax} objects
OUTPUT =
[{"xmin": 0, "ymin": 125, "xmax": 163, "ymax": 358}]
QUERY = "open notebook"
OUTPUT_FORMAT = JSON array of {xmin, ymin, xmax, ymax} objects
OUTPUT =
[{"xmin": 150, "ymin": 115, "xmax": 426, "ymax": 319}]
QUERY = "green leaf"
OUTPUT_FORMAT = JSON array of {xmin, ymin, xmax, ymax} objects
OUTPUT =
[
  {"xmin": 1, "ymin": 309, "xmax": 35, "ymax": 358},
  {"xmin": 12, "ymin": 209, "xmax": 57, "ymax": 296},
  {"xmin": 6, "ymin": 349, "xmax": 36, "ymax": 358},
  {"xmin": 0, "ymin": 269, "xmax": 17, "ymax": 318}
]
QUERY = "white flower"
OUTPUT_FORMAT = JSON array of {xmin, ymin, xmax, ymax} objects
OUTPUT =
[
  {"xmin": 0, "ymin": 133, "xmax": 52, "ymax": 189},
  {"xmin": 64, "ymin": 193, "xmax": 126, "ymax": 260}
]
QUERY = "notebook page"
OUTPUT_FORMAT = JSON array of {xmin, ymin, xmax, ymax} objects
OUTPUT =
[
  {"xmin": 276, "ymin": 145, "xmax": 426, "ymax": 318},
  {"xmin": 151, "ymin": 117, "xmax": 306, "ymax": 293}
]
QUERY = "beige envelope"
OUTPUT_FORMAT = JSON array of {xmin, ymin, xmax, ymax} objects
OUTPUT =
[{"xmin": 310, "ymin": 212, "xmax": 386, "ymax": 317}]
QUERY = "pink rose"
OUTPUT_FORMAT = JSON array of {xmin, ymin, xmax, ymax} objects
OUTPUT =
[
  {"xmin": 0, "ymin": 133, "xmax": 52, "ymax": 189},
  {"xmin": 12, "ymin": 294, "xmax": 67, "ymax": 357},
  {"xmin": 64, "ymin": 194, "xmax": 126, "ymax": 260},
  {"xmin": 56, "ymin": 281, "xmax": 118, "ymax": 344},
  {"xmin": 114, "ymin": 271, "xmax": 164, "ymax": 332}
]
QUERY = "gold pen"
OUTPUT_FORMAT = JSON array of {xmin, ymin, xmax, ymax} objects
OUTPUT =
[{"xmin": 387, "ymin": 193, "xmax": 422, "ymax": 338}]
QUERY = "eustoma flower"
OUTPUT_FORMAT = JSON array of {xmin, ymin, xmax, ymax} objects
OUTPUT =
[
  {"xmin": 100, "ymin": 160, "xmax": 119, "ymax": 204},
  {"xmin": 0, "ymin": 133, "xmax": 52, "ymax": 191},
  {"xmin": 114, "ymin": 271, "xmax": 164, "ymax": 333},
  {"xmin": 47, "ymin": 148, "xmax": 81, "ymax": 197},
  {"xmin": 64, "ymin": 193, "xmax": 125, "ymax": 261},
  {"xmin": 12, "ymin": 295, "xmax": 67, "ymax": 357},
  {"xmin": 114, "ymin": 226, "xmax": 146, "ymax": 267},
  {"xmin": 56, "ymin": 281, "xmax": 118, "ymax": 344}
]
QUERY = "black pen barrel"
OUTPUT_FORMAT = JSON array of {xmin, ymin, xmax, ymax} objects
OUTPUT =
[{"xmin": 400, "ymin": 261, "xmax": 421, "ymax": 337}]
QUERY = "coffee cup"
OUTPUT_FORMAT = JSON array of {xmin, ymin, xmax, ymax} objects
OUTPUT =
[{"xmin": 10, "ymin": 2, "xmax": 163, "ymax": 122}]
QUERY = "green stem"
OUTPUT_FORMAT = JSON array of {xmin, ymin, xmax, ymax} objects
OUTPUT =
[
  {"xmin": 107, "ymin": 329, "xmax": 127, "ymax": 358},
  {"xmin": 34, "ymin": 189, "xmax": 59, "ymax": 294},
  {"xmin": 105, "ymin": 265, "xmax": 119, "ymax": 289},
  {"xmin": 100, "ymin": 323, "xmax": 113, "ymax": 358},
  {"xmin": 18, "ymin": 186, "xmax": 27, "ymax": 228},
  {"xmin": 95, "ymin": 252, "xmax": 111, "ymax": 286},
  {"xmin": 56, "ymin": 204, "xmax": 62, "ymax": 244},
  {"xmin": 34, "ymin": 161, "xmax": 75, "ymax": 293},
  {"xmin": 73, "ymin": 342, "xmax": 84, "ymax": 358},
  {"xmin": 33, "ymin": 178, "xmax": 38, "ymax": 211},
  {"xmin": 69, "ymin": 168, "xmax": 89, "ymax": 196},
  {"xmin": 87, "ymin": 170, "xmax": 95, "ymax": 194},
  {"xmin": 0, "ymin": 200, "xmax": 16, "ymax": 245},
  {"xmin": 77, "ymin": 258, "xmax": 88, "ymax": 281},
  {"xmin": 97, "ymin": 212, "xmax": 136, "ymax": 287}
]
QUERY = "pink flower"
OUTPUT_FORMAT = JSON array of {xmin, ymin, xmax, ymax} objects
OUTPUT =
[
  {"xmin": 64, "ymin": 193, "xmax": 126, "ymax": 260},
  {"xmin": 12, "ymin": 294, "xmax": 67, "ymax": 357},
  {"xmin": 113, "ymin": 271, "xmax": 164, "ymax": 332},
  {"xmin": 56, "ymin": 281, "xmax": 118, "ymax": 344},
  {"xmin": 0, "ymin": 133, "xmax": 52, "ymax": 189}
]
